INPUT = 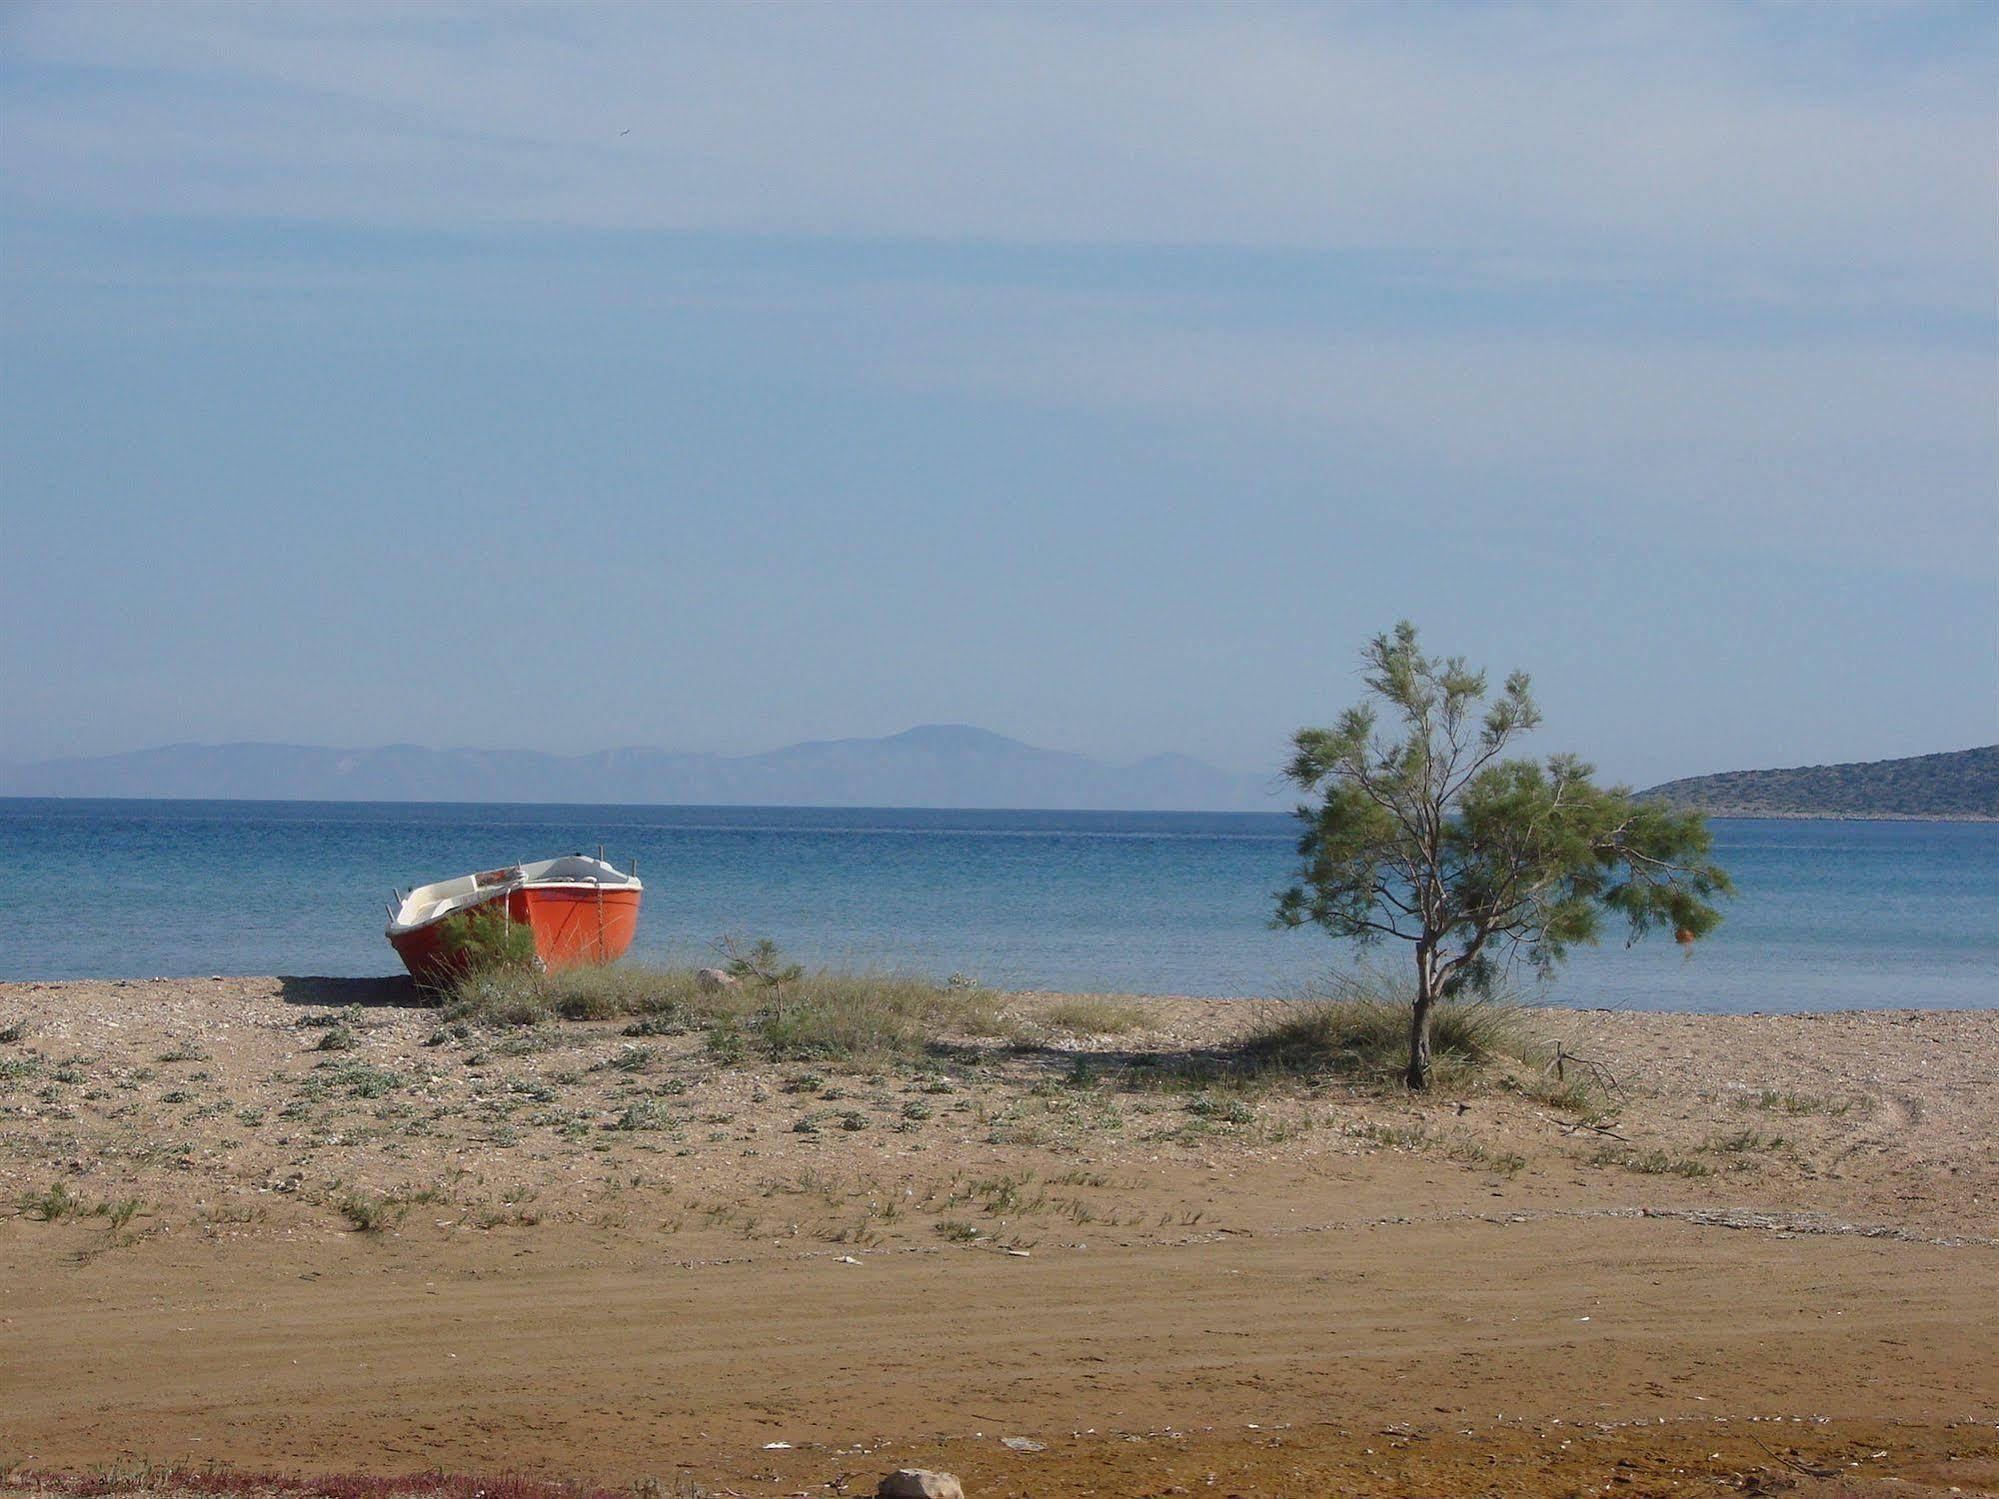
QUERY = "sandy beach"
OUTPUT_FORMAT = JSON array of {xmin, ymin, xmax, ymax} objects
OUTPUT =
[{"xmin": 2, "ymin": 977, "xmax": 1995, "ymax": 1496}]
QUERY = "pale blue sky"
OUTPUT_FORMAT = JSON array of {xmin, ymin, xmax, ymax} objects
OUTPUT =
[{"xmin": 2, "ymin": 1, "xmax": 1994, "ymax": 787}]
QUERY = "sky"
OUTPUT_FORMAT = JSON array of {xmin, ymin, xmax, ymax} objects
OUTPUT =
[{"xmin": 2, "ymin": 1, "xmax": 1995, "ymax": 788}]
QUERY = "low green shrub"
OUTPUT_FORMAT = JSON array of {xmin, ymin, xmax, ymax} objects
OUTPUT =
[
  {"xmin": 1232, "ymin": 971, "xmax": 1541, "ymax": 1088},
  {"xmin": 442, "ymin": 943, "xmax": 1023, "ymax": 1068}
]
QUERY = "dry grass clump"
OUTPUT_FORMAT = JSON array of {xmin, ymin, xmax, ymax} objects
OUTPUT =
[
  {"xmin": 1233, "ymin": 972, "xmax": 1543, "ymax": 1089},
  {"xmin": 1033, "ymin": 995, "xmax": 1145, "ymax": 1036},
  {"xmin": 441, "ymin": 962, "xmax": 1020, "ymax": 1067}
]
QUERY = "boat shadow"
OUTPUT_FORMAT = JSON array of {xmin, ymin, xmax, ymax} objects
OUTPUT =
[{"xmin": 275, "ymin": 975, "xmax": 432, "ymax": 1010}]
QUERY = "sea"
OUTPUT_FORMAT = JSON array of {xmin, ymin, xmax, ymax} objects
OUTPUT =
[{"xmin": 1, "ymin": 798, "xmax": 1993, "ymax": 1013}]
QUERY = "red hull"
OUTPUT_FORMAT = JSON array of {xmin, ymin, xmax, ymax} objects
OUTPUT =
[{"xmin": 390, "ymin": 885, "xmax": 642, "ymax": 984}]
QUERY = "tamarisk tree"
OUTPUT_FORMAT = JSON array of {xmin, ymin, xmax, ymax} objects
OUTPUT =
[{"xmin": 1275, "ymin": 623, "xmax": 1731, "ymax": 1089}]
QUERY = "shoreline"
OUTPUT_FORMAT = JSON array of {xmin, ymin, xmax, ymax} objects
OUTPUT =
[
  {"xmin": 7, "ymin": 970, "xmax": 1999, "ymax": 1020},
  {"xmin": 3, "ymin": 977, "xmax": 1994, "ymax": 1495},
  {"xmin": 5, "ymin": 789, "xmax": 1996, "ymax": 821}
]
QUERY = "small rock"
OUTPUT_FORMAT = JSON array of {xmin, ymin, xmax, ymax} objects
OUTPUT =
[
  {"xmin": 877, "ymin": 1472, "xmax": 963, "ymax": 1499},
  {"xmin": 696, "ymin": 968, "xmax": 740, "ymax": 993},
  {"xmin": 1000, "ymin": 1436, "xmax": 1044, "ymax": 1451}
]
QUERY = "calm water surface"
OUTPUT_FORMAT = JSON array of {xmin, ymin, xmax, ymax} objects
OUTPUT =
[{"xmin": 2, "ymin": 799, "xmax": 1993, "ymax": 1012}]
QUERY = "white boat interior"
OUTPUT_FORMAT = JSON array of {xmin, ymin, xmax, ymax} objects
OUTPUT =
[{"xmin": 387, "ymin": 854, "xmax": 641, "ymax": 934}]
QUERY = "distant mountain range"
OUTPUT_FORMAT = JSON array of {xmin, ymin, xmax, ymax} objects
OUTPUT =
[
  {"xmin": 1641, "ymin": 745, "xmax": 1999, "ymax": 821},
  {"xmin": 0, "ymin": 725, "xmax": 1279, "ymax": 812},
  {"xmin": 10, "ymin": 731, "xmax": 1992, "ymax": 820}
]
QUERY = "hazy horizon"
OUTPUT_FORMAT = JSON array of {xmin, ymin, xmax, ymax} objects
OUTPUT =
[{"xmin": 4, "ymin": 4, "xmax": 1995, "ymax": 789}]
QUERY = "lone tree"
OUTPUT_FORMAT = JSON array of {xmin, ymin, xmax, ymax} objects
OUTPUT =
[{"xmin": 1276, "ymin": 623, "xmax": 1731, "ymax": 1089}]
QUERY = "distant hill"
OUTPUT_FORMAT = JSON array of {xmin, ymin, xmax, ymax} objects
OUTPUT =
[
  {"xmin": 1642, "ymin": 746, "xmax": 1999, "ymax": 821},
  {"xmin": 0, "ymin": 725, "xmax": 1279, "ymax": 813}
]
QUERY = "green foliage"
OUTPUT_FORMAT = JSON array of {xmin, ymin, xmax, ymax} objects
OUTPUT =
[
  {"xmin": 1277, "ymin": 623, "xmax": 1731, "ymax": 1087},
  {"xmin": 336, "ymin": 1191, "xmax": 407, "ymax": 1232},
  {"xmin": 313, "ymin": 1024, "xmax": 358, "ymax": 1053},
  {"xmin": 717, "ymin": 935, "xmax": 804, "ymax": 992},
  {"xmin": 438, "ymin": 905, "xmax": 540, "ymax": 974},
  {"xmin": 441, "ymin": 946, "xmax": 1019, "ymax": 1068},
  {"xmin": 1236, "ymin": 975, "xmax": 1541, "ymax": 1088}
]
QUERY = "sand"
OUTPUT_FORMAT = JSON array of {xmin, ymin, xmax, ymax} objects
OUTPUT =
[{"xmin": 2, "ymin": 977, "xmax": 1994, "ymax": 1496}]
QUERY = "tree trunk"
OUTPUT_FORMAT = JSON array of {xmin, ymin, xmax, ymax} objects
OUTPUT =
[{"xmin": 1408, "ymin": 948, "xmax": 1437, "ymax": 1090}]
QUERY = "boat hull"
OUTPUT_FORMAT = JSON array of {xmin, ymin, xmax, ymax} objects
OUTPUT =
[{"xmin": 389, "ymin": 884, "xmax": 643, "ymax": 984}]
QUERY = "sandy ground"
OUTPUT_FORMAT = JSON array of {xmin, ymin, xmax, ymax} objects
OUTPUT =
[{"xmin": 2, "ymin": 977, "xmax": 1995, "ymax": 1496}]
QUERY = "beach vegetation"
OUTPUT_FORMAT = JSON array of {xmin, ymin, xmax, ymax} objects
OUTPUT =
[
  {"xmin": 438, "ymin": 906, "xmax": 539, "ymax": 974},
  {"xmin": 1035, "ymin": 994, "xmax": 1145, "ymax": 1036},
  {"xmin": 1595, "ymin": 1147, "xmax": 1713, "ymax": 1178},
  {"xmin": 313, "ymin": 1024, "xmax": 359, "ymax": 1053},
  {"xmin": 1751, "ymin": 1089, "xmax": 1856, "ymax": 1117},
  {"xmin": 1276, "ymin": 622, "xmax": 1732, "ymax": 1088},
  {"xmin": 444, "ymin": 950, "xmax": 1021, "ymax": 1067},
  {"xmin": 336, "ymin": 1190, "xmax": 407, "ymax": 1233},
  {"xmin": 716, "ymin": 934, "xmax": 803, "ymax": 994},
  {"xmin": 1234, "ymin": 972, "xmax": 1540, "ymax": 1089},
  {"xmin": 19, "ymin": 1181, "xmax": 82, "ymax": 1221}
]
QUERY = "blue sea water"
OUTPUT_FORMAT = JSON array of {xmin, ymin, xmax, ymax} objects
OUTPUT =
[{"xmin": 1, "ymin": 798, "xmax": 1993, "ymax": 1013}]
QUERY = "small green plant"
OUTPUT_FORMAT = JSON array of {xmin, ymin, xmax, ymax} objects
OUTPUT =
[
  {"xmin": 439, "ymin": 905, "xmax": 541, "ymax": 973},
  {"xmin": 610, "ymin": 1099, "xmax": 669, "ymax": 1132},
  {"xmin": 1599, "ymin": 1147, "xmax": 1713, "ymax": 1178},
  {"xmin": 314, "ymin": 1024, "xmax": 358, "ymax": 1053},
  {"xmin": 1753, "ymin": 1089, "xmax": 1854, "ymax": 1118},
  {"xmin": 1185, "ymin": 1095, "xmax": 1256, "ymax": 1125},
  {"xmin": 0, "ymin": 1021, "xmax": 27, "ymax": 1044},
  {"xmin": 336, "ymin": 1191, "xmax": 406, "ymax": 1233},
  {"xmin": 623, "ymin": 1010, "xmax": 690, "ymax": 1037},
  {"xmin": 718, "ymin": 935, "xmax": 804, "ymax": 994},
  {"xmin": 705, "ymin": 1020, "xmax": 749, "ymax": 1066},
  {"xmin": 1708, "ymin": 1129, "xmax": 1783, "ymax": 1156},
  {"xmin": 20, "ymin": 1182, "xmax": 81, "ymax": 1221},
  {"xmin": 936, "ymin": 1219, "xmax": 981, "ymax": 1242}
]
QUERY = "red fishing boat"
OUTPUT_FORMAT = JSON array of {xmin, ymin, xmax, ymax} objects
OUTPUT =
[{"xmin": 385, "ymin": 853, "xmax": 642, "ymax": 983}]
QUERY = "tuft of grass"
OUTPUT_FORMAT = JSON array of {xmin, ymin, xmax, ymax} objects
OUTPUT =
[
  {"xmin": 336, "ymin": 1191, "xmax": 407, "ymax": 1233},
  {"xmin": 444, "ymin": 959, "xmax": 1021, "ymax": 1068},
  {"xmin": 1710, "ymin": 1128, "xmax": 1783, "ymax": 1154},
  {"xmin": 609, "ymin": 1098, "xmax": 671, "ymax": 1132},
  {"xmin": 1752, "ymin": 1089, "xmax": 1855, "ymax": 1118},
  {"xmin": 19, "ymin": 1181, "xmax": 82, "ymax": 1221},
  {"xmin": 1233, "ymin": 973, "xmax": 1541, "ymax": 1089},
  {"xmin": 1596, "ymin": 1147, "xmax": 1713, "ymax": 1178},
  {"xmin": 748, "ymin": 973, "xmax": 1019, "ymax": 1064},
  {"xmin": 1035, "ymin": 995, "xmax": 1144, "ymax": 1037}
]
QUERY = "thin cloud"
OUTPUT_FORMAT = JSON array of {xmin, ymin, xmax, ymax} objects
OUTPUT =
[{"xmin": 4, "ymin": 3, "xmax": 1991, "ymax": 306}]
